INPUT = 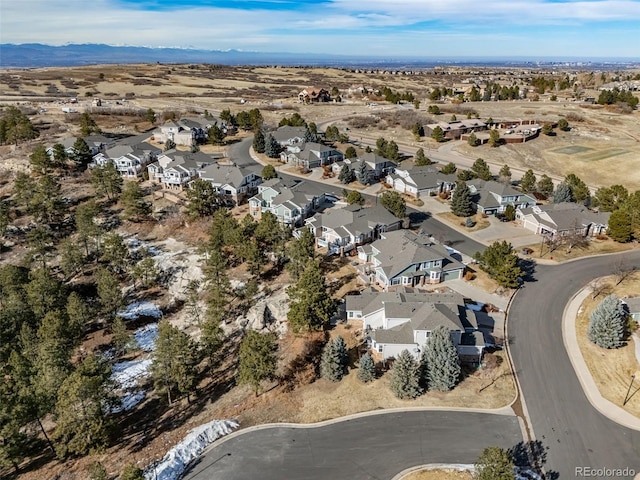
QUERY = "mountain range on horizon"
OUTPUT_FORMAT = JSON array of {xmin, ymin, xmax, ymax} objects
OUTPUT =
[{"xmin": 1, "ymin": 43, "xmax": 639, "ymax": 69}]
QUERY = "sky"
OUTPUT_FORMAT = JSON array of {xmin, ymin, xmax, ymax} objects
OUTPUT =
[{"xmin": 2, "ymin": 0, "xmax": 640, "ymax": 59}]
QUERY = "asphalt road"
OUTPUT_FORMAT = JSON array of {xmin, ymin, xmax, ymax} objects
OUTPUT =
[
  {"xmin": 509, "ymin": 253, "xmax": 640, "ymax": 478},
  {"xmin": 183, "ymin": 411, "xmax": 522, "ymax": 480},
  {"xmin": 229, "ymin": 136, "xmax": 486, "ymax": 257}
]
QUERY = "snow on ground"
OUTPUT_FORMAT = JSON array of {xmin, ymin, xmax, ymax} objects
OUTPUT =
[
  {"xmin": 134, "ymin": 323, "xmax": 159, "ymax": 352},
  {"xmin": 144, "ymin": 419, "xmax": 239, "ymax": 480},
  {"xmin": 118, "ymin": 301, "xmax": 163, "ymax": 320},
  {"xmin": 111, "ymin": 359, "xmax": 153, "ymax": 390},
  {"xmin": 110, "ymin": 391, "xmax": 146, "ymax": 414}
]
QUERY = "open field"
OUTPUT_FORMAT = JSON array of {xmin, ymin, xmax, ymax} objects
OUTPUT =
[
  {"xmin": 576, "ymin": 272, "xmax": 640, "ymax": 418},
  {"xmin": 520, "ymin": 236, "xmax": 637, "ymax": 263},
  {"xmin": 2, "ymin": 64, "xmax": 639, "ymax": 188}
]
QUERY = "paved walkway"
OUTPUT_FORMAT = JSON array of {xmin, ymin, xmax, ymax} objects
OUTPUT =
[
  {"xmin": 444, "ymin": 278, "xmax": 510, "ymax": 311},
  {"xmin": 563, "ymin": 287, "xmax": 640, "ymax": 430}
]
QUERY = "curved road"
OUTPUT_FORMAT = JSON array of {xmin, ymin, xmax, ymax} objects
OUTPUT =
[
  {"xmin": 509, "ymin": 254, "xmax": 640, "ymax": 477},
  {"xmin": 183, "ymin": 411, "xmax": 521, "ymax": 480}
]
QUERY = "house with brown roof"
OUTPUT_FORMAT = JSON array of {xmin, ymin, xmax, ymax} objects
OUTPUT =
[
  {"xmin": 298, "ymin": 86, "xmax": 331, "ymax": 103},
  {"xmin": 424, "ymin": 119, "xmax": 487, "ymax": 140}
]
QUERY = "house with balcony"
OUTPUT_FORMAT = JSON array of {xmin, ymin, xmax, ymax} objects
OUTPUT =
[
  {"xmin": 467, "ymin": 179, "xmax": 537, "ymax": 215},
  {"xmin": 345, "ymin": 289, "xmax": 488, "ymax": 363},
  {"xmin": 298, "ymin": 86, "xmax": 331, "ymax": 103},
  {"xmin": 198, "ymin": 163, "xmax": 262, "ymax": 204},
  {"xmin": 358, "ymin": 230, "xmax": 465, "ymax": 289},
  {"xmin": 385, "ymin": 165, "xmax": 457, "ymax": 199},
  {"xmin": 91, "ymin": 142, "xmax": 160, "ymax": 178},
  {"xmin": 248, "ymin": 178, "xmax": 327, "ymax": 226},
  {"xmin": 302, "ymin": 204, "xmax": 402, "ymax": 255},
  {"xmin": 153, "ymin": 117, "xmax": 212, "ymax": 146},
  {"xmin": 281, "ymin": 142, "xmax": 343, "ymax": 169},
  {"xmin": 149, "ymin": 151, "xmax": 215, "ymax": 190},
  {"xmin": 516, "ymin": 202, "xmax": 610, "ymax": 237}
]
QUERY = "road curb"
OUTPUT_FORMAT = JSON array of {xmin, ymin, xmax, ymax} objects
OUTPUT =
[{"xmin": 562, "ymin": 285, "xmax": 640, "ymax": 430}]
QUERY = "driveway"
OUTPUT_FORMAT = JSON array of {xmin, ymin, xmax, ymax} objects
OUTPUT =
[
  {"xmin": 509, "ymin": 254, "xmax": 640, "ymax": 478},
  {"xmin": 183, "ymin": 411, "xmax": 522, "ymax": 480}
]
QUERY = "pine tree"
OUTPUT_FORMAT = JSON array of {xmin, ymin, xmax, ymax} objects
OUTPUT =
[
  {"xmin": 286, "ymin": 227, "xmax": 315, "ymax": 281},
  {"xmin": 565, "ymin": 173, "xmax": 590, "ymax": 205},
  {"xmin": 519, "ymin": 169, "xmax": 537, "ymax": 193},
  {"xmin": 91, "ymin": 162, "xmax": 123, "ymax": 201},
  {"xmin": 473, "ymin": 240, "xmax": 523, "ymax": 288},
  {"xmin": 553, "ymin": 182, "xmax": 573, "ymax": 203},
  {"xmin": 431, "ymin": 126, "xmax": 444, "ymax": 142},
  {"xmin": 120, "ymin": 464, "xmax": 145, "ymax": 480},
  {"xmin": 320, "ymin": 336, "xmax": 348, "ymax": 382},
  {"xmin": 587, "ymin": 294, "xmax": 626, "ymax": 349},
  {"xmin": 79, "ymin": 112, "xmax": 101, "ymax": 137},
  {"xmin": 96, "ymin": 267, "xmax": 123, "ymax": 320},
  {"xmin": 357, "ymin": 352, "xmax": 376, "ymax": 383},
  {"xmin": 185, "ymin": 179, "xmax": 220, "ymax": 218},
  {"xmin": 451, "ymin": 181, "xmax": 475, "ymax": 217},
  {"xmin": 238, "ymin": 330, "xmax": 278, "ymax": 395},
  {"xmin": 357, "ymin": 160, "xmax": 370, "ymax": 185},
  {"xmin": 29, "ymin": 144, "xmax": 53, "ymax": 176},
  {"xmin": 71, "ymin": 138, "xmax": 92, "ymax": 166},
  {"xmin": 472, "ymin": 158, "xmax": 492, "ymax": 181},
  {"xmin": 111, "ymin": 316, "xmax": 133, "ymax": 357},
  {"xmin": 101, "ymin": 231, "xmax": 129, "ymax": 274},
  {"xmin": 253, "ymin": 129, "xmax": 266, "ymax": 153},
  {"xmin": 414, "ymin": 148, "xmax": 433, "ymax": 166},
  {"xmin": 467, "ymin": 133, "xmax": 479, "ymax": 147},
  {"xmin": 537, "ymin": 174, "xmax": 554, "ymax": 197},
  {"xmin": 423, "ymin": 325, "xmax": 461, "ymax": 391},
  {"xmin": 208, "ymin": 124, "xmax": 225, "ymax": 145},
  {"xmin": 261, "ymin": 164, "xmax": 277, "ymax": 180},
  {"xmin": 264, "ymin": 133, "xmax": 280, "ymax": 158},
  {"xmin": 474, "ymin": 447, "xmax": 515, "ymax": 480},
  {"xmin": 380, "ymin": 191, "xmax": 406, "ymax": 218},
  {"xmin": 389, "ymin": 349, "xmax": 422, "ymax": 399},
  {"xmin": 338, "ymin": 164, "xmax": 354, "ymax": 184},
  {"xmin": 287, "ymin": 260, "xmax": 335, "ymax": 333},
  {"xmin": 441, "ymin": 162, "xmax": 457, "ymax": 175},
  {"xmin": 75, "ymin": 200, "xmax": 103, "ymax": 257},
  {"xmin": 52, "ymin": 354, "xmax": 115, "ymax": 458},
  {"xmin": 120, "ymin": 181, "xmax": 151, "ymax": 221},
  {"xmin": 499, "ymin": 165, "xmax": 512, "ymax": 184},
  {"xmin": 344, "ymin": 146, "xmax": 357, "ymax": 159},
  {"xmin": 488, "ymin": 129, "xmax": 501, "ymax": 147},
  {"xmin": 607, "ymin": 209, "xmax": 633, "ymax": 243}
]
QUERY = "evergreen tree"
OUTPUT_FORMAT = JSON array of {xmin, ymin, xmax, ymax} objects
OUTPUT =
[
  {"xmin": 264, "ymin": 133, "xmax": 281, "ymax": 159},
  {"xmin": 29, "ymin": 144, "xmax": 53, "ymax": 176},
  {"xmin": 25, "ymin": 267, "xmax": 68, "ymax": 319},
  {"xmin": 414, "ymin": 148, "xmax": 433, "ymax": 166},
  {"xmin": 467, "ymin": 132, "xmax": 479, "ymax": 147},
  {"xmin": 164, "ymin": 139, "xmax": 176, "ymax": 151},
  {"xmin": 344, "ymin": 146, "xmax": 357, "ymax": 159},
  {"xmin": 101, "ymin": 231, "xmax": 129, "ymax": 274},
  {"xmin": 594, "ymin": 185, "xmax": 628, "ymax": 212},
  {"xmin": 238, "ymin": 330, "xmax": 277, "ymax": 396},
  {"xmin": 474, "ymin": 447, "xmax": 515, "ymax": 480},
  {"xmin": 66, "ymin": 292, "xmax": 91, "ymax": 339},
  {"xmin": 59, "ymin": 238, "xmax": 85, "ymax": 278},
  {"xmin": 71, "ymin": 138, "xmax": 92, "ymax": 166},
  {"xmin": 499, "ymin": 165, "xmax": 512, "ymax": 184},
  {"xmin": 588, "ymin": 294, "xmax": 626, "ymax": 349},
  {"xmin": 520, "ymin": 169, "xmax": 537, "ymax": 193},
  {"xmin": 186, "ymin": 178, "xmax": 220, "ymax": 219},
  {"xmin": 91, "ymin": 162, "xmax": 123, "ymax": 201},
  {"xmin": 261, "ymin": 164, "xmax": 277, "ymax": 180},
  {"xmin": 111, "ymin": 316, "xmax": 133, "ymax": 357},
  {"xmin": 423, "ymin": 326, "xmax": 461, "ymax": 391},
  {"xmin": 553, "ymin": 182, "xmax": 574, "ymax": 203},
  {"xmin": 537, "ymin": 174, "xmax": 554, "ymax": 198},
  {"xmin": 53, "ymin": 354, "xmax": 115, "ymax": 458},
  {"xmin": 488, "ymin": 129, "xmax": 501, "ymax": 147},
  {"xmin": 457, "ymin": 169, "xmax": 477, "ymax": 181},
  {"xmin": 411, "ymin": 122, "xmax": 424, "ymax": 139},
  {"xmin": 286, "ymin": 227, "xmax": 315, "ymax": 281},
  {"xmin": 472, "ymin": 158, "xmax": 492, "ymax": 181},
  {"xmin": 607, "ymin": 209, "xmax": 633, "ymax": 242},
  {"xmin": 338, "ymin": 164, "xmax": 355, "ymax": 184},
  {"xmin": 79, "ymin": 112, "xmax": 101, "ymax": 136},
  {"xmin": 356, "ymin": 160, "xmax": 370, "ymax": 185},
  {"xmin": 75, "ymin": 200, "xmax": 103, "ymax": 257},
  {"xmin": 558, "ymin": 118, "xmax": 569, "ymax": 131},
  {"xmin": 380, "ymin": 191, "xmax": 406, "ymax": 218},
  {"xmin": 120, "ymin": 181, "xmax": 151, "ymax": 221},
  {"xmin": 121, "ymin": 464, "xmax": 145, "ymax": 480},
  {"xmin": 346, "ymin": 190, "xmax": 364, "ymax": 205},
  {"xmin": 451, "ymin": 181, "xmax": 475, "ymax": 217},
  {"xmin": 96, "ymin": 267, "xmax": 123, "ymax": 320},
  {"xmin": 208, "ymin": 124, "xmax": 225, "ymax": 145},
  {"xmin": 389, "ymin": 349, "xmax": 423, "ymax": 399},
  {"xmin": 441, "ymin": 162, "xmax": 457, "ymax": 175},
  {"xmin": 152, "ymin": 320, "xmax": 200, "ymax": 404},
  {"xmin": 320, "ymin": 336, "xmax": 348, "ymax": 382},
  {"xmin": 503, "ymin": 204, "xmax": 516, "ymax": 221},
  {"xmin": 253, "ymin": 129, "xmax": 266, "ymax": 154},
  {"xmin": 431, "ymin": 126, "xmax": 444, "ymax": 142},
  {"xmin": 473, "ymin": 241, "xmax": 523, "ymax": 289},
  {"xmin": 88, "ymin": 462, "xmax": 108, "ymax": 480},
  {"xmin": 565, "ymin": 173, "xmax": 590, "ymax": 205},
  {"xmin": 357, "ymin": 352, "xmax": 376, "ymax": 383},
  {"xmin": 130, "ymin": 256, "xmax": 159, "ymax": 288},
  {"xmin": 287, "ymin": 260, "xmax": 335, "ymax": 333}
]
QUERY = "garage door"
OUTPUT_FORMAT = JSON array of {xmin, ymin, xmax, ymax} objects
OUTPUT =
[{"xmin": 443, "ymin": 269, "xmax": 461, "ymax": 281}]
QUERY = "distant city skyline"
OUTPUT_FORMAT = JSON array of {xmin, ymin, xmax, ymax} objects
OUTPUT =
[{"xmin": 2, "ymin": 0, "xmax": 640, "ymax": 59}]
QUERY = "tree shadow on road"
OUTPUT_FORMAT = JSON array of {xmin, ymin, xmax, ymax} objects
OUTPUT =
[{"xmin": 509, "ymin": 439, "xmax": 558, "ymax": 479}]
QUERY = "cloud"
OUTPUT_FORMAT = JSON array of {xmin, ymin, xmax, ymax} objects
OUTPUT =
[{"xmin": 1, "ymin": 0, "xmax": 639, "ymax": 57}]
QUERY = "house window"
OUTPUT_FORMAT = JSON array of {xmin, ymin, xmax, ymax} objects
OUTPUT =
[
  {"xmin": 402, "ymin": 277, "xmax": 411, "ymax": 285},
  {"xmin": 348, "ymin": 311, "xmax": 354, "ymax": 318},
  {"xmin": 377, "ymin": 344, "xmax": 383, "ymax": 353},
  {"xmin": 430, "ymin": 271, "xmax": 440, "ymax": 280}
]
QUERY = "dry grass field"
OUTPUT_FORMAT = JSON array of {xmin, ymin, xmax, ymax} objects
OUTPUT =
[
  {"xmin": 576, "ymin": 272, "xmax": 640, "ymax": 418},
  {"xmin": 521, "ymin": 236, "xmax": 636, "ymax": 262},
  {"xmin": 402, "ymin": 469, "xmax": 473, "ymax": 480}
]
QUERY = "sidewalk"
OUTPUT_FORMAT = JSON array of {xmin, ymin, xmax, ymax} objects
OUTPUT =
[
  {"xmin": 444, "ymin": 278, "xmax": 510, "ymax": 311},
  {"xmin": 563, "ymin": 287, "xmax": 640, "ymax": 430}
]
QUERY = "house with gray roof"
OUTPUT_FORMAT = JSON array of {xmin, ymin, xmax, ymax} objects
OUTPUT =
[
  {"xmin": 153, "ymin": 117, "xmax": 214, "ymax": 146},
  {"xmin": 91, "ymin": 141, "xmax": 160, "ymax": 178},
  {"xmin": 198, "ymin": 163, "xmax": 262, "ymax": 204},
  {"xmin": 424, "ymin": 119, "xmax": 487, "ymax": 140},
  {"xmin": 271, "ymin": 125, "xmax": 307, "ymax": 148},
  {"xmin": 358, "ymin": 230, "xmax": 465, "ymax": 289},
  {"xmin": 345, "ymin": 289, "xmax": 487, "ymax": 362},
  {"xmin": 280, "ymin": 142, "xmax": 343, "ymax": 169},
  {"xmin": 302, "ymin": 204, "xmax": 402, "ymax": 255},
  {"xmin": 467, "ymin": 179, "xmax": 536, "ymax": 215},
  {"xmin": 149, "ymin": 150, "xmax": 216, "ymax": 190},
  {"xmin": 385, "ymin": 165, "xmax": 456, "ymax": 199},
  {"xmin": 248, "ymin": 178, "xmax": 327, "ymax": 226},
  {"xmin": 516, "ymin": 202, "xmax": 610, "ymax": 237}
]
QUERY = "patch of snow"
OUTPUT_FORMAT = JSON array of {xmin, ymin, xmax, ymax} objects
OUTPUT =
[
  {"xmin": 110, "ymin": 391, "xmax": 146, "ymax": 414},
  {"xmin": 144, "ymin": 419, "xmax": 239, "ymax": 480},
  {"xmin": 134, "ymin": 323, "xmax": 159, "ymax": 352},
  {"xmin": 118, "ymin": 301, "xmax": 163, "ymax": 320},
  {"xmin": 111, "ymin": 359, "xmax": 153, "ymax": 390}
]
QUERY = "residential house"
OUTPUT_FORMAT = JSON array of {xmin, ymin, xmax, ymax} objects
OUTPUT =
[
  {"xmin": 48, "ymin": 134, "xmax": 114, "ymax": 159},
  {"xmin": 385, "ymin": 165, "xmax": 457, "ymax": 199},
  {"xmin": 149, "ymin": 151, "xmax": 215, "ymax": 190},
  {"xmin": 281, "ymin": 142, "xmax": 343, "ymax": 169},
  {"xmin": 298, "ymin": 86, "xmax": 331, "ymax": 103},
  {"xmin": 302, "ymin": 204, "xmax": 402, "ymax": 255},
  {"xmin": 467, "ymin": 179, "xmax": 537, "ymax": 215},
  {"xmin": 358, "ymin": 230, "xmax": 466, "ymax": 288},
  {"xmin": 271, "ymin": 126, "xmax": 308, "ymax": 148},
  {"xmin": 623, "ymin": 298, "xmax": 640, "ymax": 321},
  {"xmin": 345, "ymin": 289, "xmax": 487, "ymax": 363},
  {"xmin": 516, "ymin": 202, "xmax": 610, "ymax": 237},
  {"xmin": 153, "ymin": 117, "xmax": 212, "ymax": 146},
  {"xmin": 359, "ymin": 152, "xmax": 397, "ymax": 179},
  {"xmin": 424, "ymin": 119, "xmax": 487, "ymax": 140},
  {"xmin": 198, "ymin": 163, "xmax": 262, "ymax": 204},
  {"xmin": 248, "ymin": 178, "xmax": 327, "ymax": 226}
]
